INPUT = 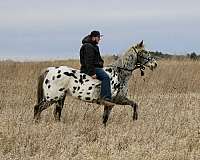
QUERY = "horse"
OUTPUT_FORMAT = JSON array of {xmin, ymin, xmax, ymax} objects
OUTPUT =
[{"xmin": 33, "ymin": 40, "xmax": 157, "ymax": 126}]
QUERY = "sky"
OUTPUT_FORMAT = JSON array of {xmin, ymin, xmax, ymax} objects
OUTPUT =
[{"xmin": 0, "ymin": 0, "xmax": 200, "ymax": 60}]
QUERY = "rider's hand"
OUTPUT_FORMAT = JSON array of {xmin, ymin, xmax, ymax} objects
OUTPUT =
[{"xmin": 91, "ymin": 74, "xmax": 97, "ymax": 79}]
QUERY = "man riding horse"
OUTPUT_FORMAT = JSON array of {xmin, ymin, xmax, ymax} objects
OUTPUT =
[
  {"xmin": 33, "ymin": 32, "xmax": 157, "ymax": 126},
  {"xmin": 80, "ymin": 31, "xmax": 114, "ymax": 107}
]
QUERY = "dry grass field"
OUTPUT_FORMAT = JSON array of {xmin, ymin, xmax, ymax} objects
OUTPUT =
[{"xmin": 0, "ymin": 58, "xmax": 200, "ymax": 160}]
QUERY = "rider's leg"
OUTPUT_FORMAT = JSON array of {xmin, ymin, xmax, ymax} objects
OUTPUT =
[{"xmin": 95, "ymin": 68, "xmax": 112, "ymax": 101}]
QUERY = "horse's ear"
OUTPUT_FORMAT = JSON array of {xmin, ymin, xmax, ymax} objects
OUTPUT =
[{"xmin": 139, "ymin": 40, "xmax": 144, "ymax": 47}]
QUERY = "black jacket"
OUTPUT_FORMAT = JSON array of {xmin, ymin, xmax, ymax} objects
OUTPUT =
[{"xmin": 80, "ymin": 35, "xmax": 104, "ymax": 76}]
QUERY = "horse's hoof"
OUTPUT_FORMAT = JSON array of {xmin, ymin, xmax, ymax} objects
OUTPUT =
[
  {"xmin": 54, "ymin": 118, "xmax": 61, "ymax": 122},
  {"xmin": 103, "ymin": 122, "xmax": 107, "ymax": 127}
]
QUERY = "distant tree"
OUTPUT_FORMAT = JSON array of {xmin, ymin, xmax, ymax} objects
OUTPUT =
[
  {"xmin": 190, "ymin": 52, "xmax": 198, "ymax": 60},
  {"xmin": 112, "ymin": 54, "xmax": 119, "ymax": 60}
]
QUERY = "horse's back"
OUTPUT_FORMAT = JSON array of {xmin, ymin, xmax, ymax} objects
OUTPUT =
[{"xmin": 42, "ymin": 66, "xmax": 101, "ymax": 102}]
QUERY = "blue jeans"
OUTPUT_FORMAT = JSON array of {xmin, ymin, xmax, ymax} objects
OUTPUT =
[{"xmin": 95, "ymin": 68, "xmax": 112, "ymax": 100}]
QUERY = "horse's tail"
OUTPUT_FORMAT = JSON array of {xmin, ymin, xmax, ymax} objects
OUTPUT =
[{"xmin": 37, "ymin": 69, "xmax": 48, "ymax": 104}]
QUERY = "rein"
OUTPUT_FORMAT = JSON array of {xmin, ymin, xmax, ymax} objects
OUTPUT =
[{"xmin": 116, "ymin": 64, "xmax": 145, "ymax": 76}]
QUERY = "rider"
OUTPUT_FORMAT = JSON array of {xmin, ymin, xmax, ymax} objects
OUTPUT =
[{"xmin": 80, "ymin": 31, "xmax": 113, "ymax": 104}]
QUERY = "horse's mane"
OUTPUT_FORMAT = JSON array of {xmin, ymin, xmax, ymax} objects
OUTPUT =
[{"xmin": 109, "ymin": 45, "xmax": 138, "ymax": 69}]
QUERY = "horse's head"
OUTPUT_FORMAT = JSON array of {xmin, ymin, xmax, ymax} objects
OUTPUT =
[
  {"xmin": 114, "ymin": 40, "xmax": 157, "ymax": 73},
  {"xmin": 134, "ymin": 40, "xmax": 157, "ymax": 71}
]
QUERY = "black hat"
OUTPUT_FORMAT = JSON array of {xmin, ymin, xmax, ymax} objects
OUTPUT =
[{"xmin": 90, "ymin": 31, "xmax": 103, "ymax": 37}]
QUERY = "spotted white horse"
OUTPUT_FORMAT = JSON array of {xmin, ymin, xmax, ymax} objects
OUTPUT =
[{"xmin": 34, "ymin": 41, "xmax": 157, "ymax": 126}]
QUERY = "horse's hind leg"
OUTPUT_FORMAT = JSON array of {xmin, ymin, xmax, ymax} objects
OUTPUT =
[
  {"xmin": 102, "ymin": 105, "xmax": 113, "ymax": 127},
  {"xmin": 34, "ymin": 100, "xmax": 54, "ymax": 123},
  {"xmin": 53, "ymin": 96, "xmax": 65, "ymax": 121},
  {"xmin": 132, "ymin": 102, "xmax": 138, "ymax": 120}
]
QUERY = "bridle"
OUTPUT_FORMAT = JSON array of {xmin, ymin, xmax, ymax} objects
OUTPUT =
[{"xmin": 116, "ymin": 47, "xmax": 153, "ymax": 76}]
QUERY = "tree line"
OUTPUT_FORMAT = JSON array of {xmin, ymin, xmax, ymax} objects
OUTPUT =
[{"xmin": 149, "ymin": 51, "xmax": 200, "ymax": 60}]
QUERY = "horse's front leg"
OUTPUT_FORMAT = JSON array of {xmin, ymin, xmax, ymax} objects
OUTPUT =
[
  {"xmin": 125, "ymin": 98, "xmax": 138, "ymax": 121},
  {"xmin": 114, "ymin": 97, "xmax": 138, "ymax": 121},
  {"xmin": 102, "ymin": 105, "xmax": 113, "ymax": 127}
]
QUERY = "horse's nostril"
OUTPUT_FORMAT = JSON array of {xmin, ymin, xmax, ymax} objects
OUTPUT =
[{"xmin": 155, "ymin": 63, "xmax": 157, "ymax": 67}]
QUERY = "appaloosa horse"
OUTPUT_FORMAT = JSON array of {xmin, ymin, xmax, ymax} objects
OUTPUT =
[{"xmin": 34, "ymin": 41, "xmax": 157, "ymax": 126}]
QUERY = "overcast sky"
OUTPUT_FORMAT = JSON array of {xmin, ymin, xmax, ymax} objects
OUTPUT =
[{"xmin": 0, "ymin": 0, "xmax": 199, "ymax": 60}]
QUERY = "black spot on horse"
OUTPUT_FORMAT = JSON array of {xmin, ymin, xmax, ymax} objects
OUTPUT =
[
  {"xmin": 52, "ymin": 76, "xmax": 55, "ymax": 80},
  {"xmin": 72, "ymin": 70, "xmax": 76, "ymax": 73},
  {"xmin": 57, "ymin": 74, "xmax": 61, "ymax": 78},
  {"xmin": 45, "ymin": 79, "xmax": 49, "ymax": 84},
  {"xmin": 74, "ymin": 80, "xmax": 78, "ymax": 83},
  {"xmin": 48, "ymin": 85, "xmax": 51, "ymax": 89},
  {"xmin": 78, "ymin": 95, "xmax": 82, "ymax": 99},
  {"xmin": 105, "ymin": 68, "xmax": 112, "ymax": 73},
  {"xmin": 88, "ymin": 86, "xmax": 92, "ymax": 90},
  {"xmin": 73, "ymin": 86, "xmax": 77, "ymax": 90},
  {"xmin": 114, "ymin": 83, "xmax": 120, "ymax": 90},
  {"xmin": 77, "ymin": 86, "xmax": 80, "ymax": 91},
  {"xmin": 85, "ymin": 97, "xmax": 91, "ymax": 101},
  {"xmin": 79, "ymin": 75, "xmax": 84, "ymax": 84},
  {"xmin": 46, "ymin": 96, "xmax": 50, "ymax": 99},
  {"xmin": 63, "ymin": 72, "xmax": 77, "ymax": 79},
  {"xmin": 54, "ymin": 96, "xmax": 58, "ymax": 99},
  {"xmin": 64, "ymin": 90, "xmax": 68, "ymax": 94},
  {"xmin": 59, "ymin": 88, "xmax": 65, "ymax": 91},
  {"xmin": 58, "ymin": 70, "xmax": 61, "ymax": 74},
  {"xmin": 87, "ymin": 92, "xmax": 91, "ymax": 95},
  {"xmin": 96, "ymin": 84, "xmax": 101, "ymax": 87},
  {"xmin": 79, "ymin": 92, "xmax": 83, "ymax": 94},
  {"xmin": 82, "ymin": 74, "xmax": 86, "ymax": 79},
  {"xmin": 112, "ymin": 80, "xmax": 114, "ymax": 84},
  {"xmin": 50, "ymin": 99, "xmax": 54, "ymax": 101},
  {"xmin": 72, "ymin": 90, "xmax": 75, "ymax": 94},
  {"xmin": 85, "ymin": 79, "xmax": 89, "ymax": 82},
  {"xmin": 113, "ymin": 70, "xmax": 116, "ymax": 77},
  {"xmin": 55, "ymin": 67, "xmax": 59, "ymax": 69}
]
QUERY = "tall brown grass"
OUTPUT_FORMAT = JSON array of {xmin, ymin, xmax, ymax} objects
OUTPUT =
[{"xmin": 0, "ymin": 59, "xmax": 200, "ymax": 160}]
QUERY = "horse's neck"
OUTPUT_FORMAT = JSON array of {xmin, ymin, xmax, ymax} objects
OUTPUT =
[
  {"xmin": 111, "ymin": 51, "xmax": 137, "ymax": 70},
  {"xmin": 107, "ymin": 51, "xmax": 137, "ymax": 97},
  {"xmin": 108, "ymin": 68, "xmax": 130, "ymax": 98},
  {"xmin": 107, "ymin": 61, "xmax": 133, "ymax": 98}
]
